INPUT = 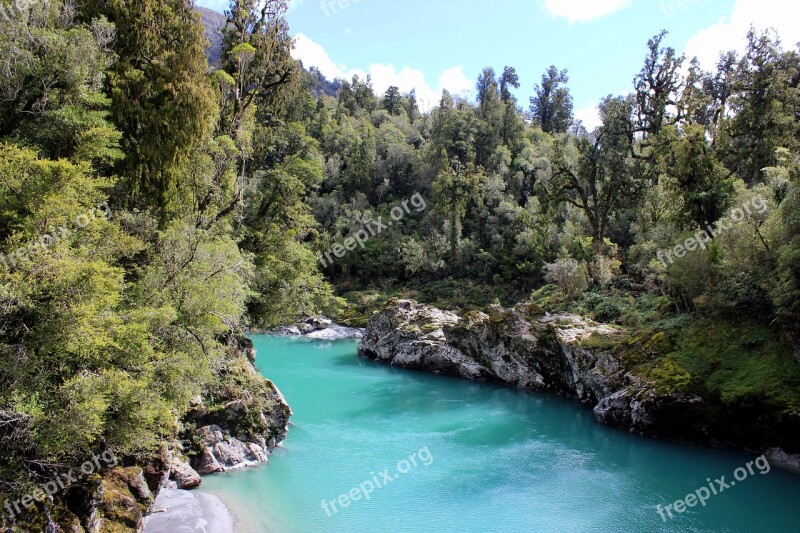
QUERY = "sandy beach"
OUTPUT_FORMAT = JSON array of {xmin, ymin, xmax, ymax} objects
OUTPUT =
[{"xmin": 143, "ymin": 487, "xmax": 235, "ymax": 533}]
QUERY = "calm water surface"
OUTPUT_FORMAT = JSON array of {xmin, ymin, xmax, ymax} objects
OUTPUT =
[{"xmin": 199, "ymin": 335, "xmax": 800, "ymax": 532}]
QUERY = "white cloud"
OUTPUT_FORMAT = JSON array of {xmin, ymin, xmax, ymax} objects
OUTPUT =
[
  {"xmin": 439, "ymin": 67, "xmax": 474, "ymax": 96},
  {"xmin": 574, "ymin": 103, "xmax": 602, "ymax": 131},
  {"xmin": 542, "ymin": 0, "xmax": 631, "ymax": 24},
  {"xmin": 292, "ymin": 34, "xmax": 345, "ymax": 80},
  {"xmin": 287, "ymin": 0, "xmax": 306, "ymax": 12},
  {"xmin": 369, "ymin": 64, "xmax": 433, "ymax": 103},
  {"xmin": 684, "ymin": 0, "xmax": 800, "ymax": 69},
  {"xmin": 291, "ymin": 33, "xmax": 473, "ymax": 111}
]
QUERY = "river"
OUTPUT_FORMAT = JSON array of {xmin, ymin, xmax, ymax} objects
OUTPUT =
[{"xmin": 198, "ymin": 335, "xmax": 800, "ymax": 532}]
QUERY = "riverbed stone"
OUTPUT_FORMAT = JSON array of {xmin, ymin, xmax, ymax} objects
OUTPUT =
[
  {"xmin": 170, "ymin": 456, "xmax": 202, "ymax": 489},
  {"xmin": 195, "ymin": 448, "xmax": 224, "ymax": 475}
]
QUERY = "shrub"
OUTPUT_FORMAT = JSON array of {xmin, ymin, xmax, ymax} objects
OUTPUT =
[{"xmin": 543, "ymin": 258, "xmax": 587, "ymax": 297}]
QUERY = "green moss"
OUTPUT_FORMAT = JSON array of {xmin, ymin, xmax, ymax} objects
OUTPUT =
[
  {"xmin": 488, "ymin": 311, "xmax": 509, "ymax": 323},
  {"xmin": 463, "ymin": 310, "xmax": 483, "ymax": 321},
  {"xmin": 530, "ymin": 283, "xmax": 564, "ymax": 310},
  {"xmin": 620, "ymin": 331, "xmax": 672, "ymax": 367},
  {"xmin": 483, "ymin": 307, "xmax": 523, "ymax": 337},
  {"xmin": 398, "ymin": 324, "xmax": 421, "ymax": 334},
  {"xmin": 578, "ymin": 331, "xmax": 627, "ymax": 350},
  {"xmin": 335, "ymin": 279, "xmax": 528, "ymax": 320},
  {"xmin": 2, "ymin": 500, "xmax": 85, "ymax": 533},
  {"xmin": 531, "ymin": 285, "xmax": 674, "ymax": 328},
  {"xmin": 574, "ymin": 327, "xmax": 671, "ymax": 375},
  {"xmin": 195, "ymin": 352, "xmax": 281, "ymax": 440},
  {"xmin": 639, "ymin": 356, "xmax": 693, "ymax": 395},
  {"xmin": 521, "ymin": 301, "xmax": 546, "ymax": 320},
  {"xmin": 97, "ymin": 468, "xmax": 146, "ymax": 531},
  {"xmin": 668, "ymin": 318, "xmax": 800, "ymax": 411}
]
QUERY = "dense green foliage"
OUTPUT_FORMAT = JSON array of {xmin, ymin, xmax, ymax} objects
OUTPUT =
[
  {"xmin": 298, "ymin": 31, "xmax": 799, "ymax": 363},
  {"xmin": 0, "ymin": 0, "xmax": 798, "ymax": 527},
  {"xmin": 0, "ymin": 0, "xmax": 338, "ymax": 526},
  {"xmin": 293, "ymin": 29, "xmax": 800, "ymax": 439}
]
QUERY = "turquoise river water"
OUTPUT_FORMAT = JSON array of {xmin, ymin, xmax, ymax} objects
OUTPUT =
[{"xmin": 199, "ymin": 335, "xmax": 800, "ymax": 532}]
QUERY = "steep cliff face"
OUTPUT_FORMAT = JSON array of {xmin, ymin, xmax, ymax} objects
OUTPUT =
[{"xmin": 359, "ymin": 300, "xmax": 800, "ymax": 462}]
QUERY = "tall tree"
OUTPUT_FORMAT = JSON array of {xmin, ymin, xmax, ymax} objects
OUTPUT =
[
  {"xmin": 475, "ymin": 68, "xmax": 504, "ymax": 167},
  {"xmin": 220, "ymin": 0, "xmax": 294, "ymax": 132},
  {"xmin": 432, "ymin": 152, "xmax": 483, "ymax": 253},
  {"xmin": 769, "ymin": 149, "xmax": 800, "ymax": 360},
  {"xmin": 476, "ymin": 68, "xmax": 498, "ymax": 110},
  {"xmin": 724, "ymin": 29, "xmax": 800, "ymax": 184},
  {"xmin": 530, "ymin": 66, "xmax": 574, "ymax": 134},
  {"xmin": 661, "ymin": 124, "xmax": 734, "ymax": 229},
  {"xmin": 210, "ymin": 0, "xmax": 295, "ymax": 226},
  {"xmin": 403, "ymin": 88, "xmax": 419, "ymax": 119},
  {"xmin": 499, "ymin": 66, "xmax": 520, "ymax": 102},
  {"xmin": 80, "ymin": 0, "xmax": 217, "ymax": 219},
  {"xmin": 498, "ymin": 67, "xmax": 523, "ymax": 149},
  {"xmin": 547, "ymin": 96, "xmax": 637, "ymax": 280},
  {"xmin": 383, "ymin": 86, "xmax": 402, "ymax": 115},
  {"xmin": 633, "ymin": 31, "xmax": 685, "ymax": 140}
]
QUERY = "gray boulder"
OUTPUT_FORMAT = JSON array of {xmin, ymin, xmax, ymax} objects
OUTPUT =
[{"xmin": 170, "ymin": 456, "xmax": 202, "ymax": 489}]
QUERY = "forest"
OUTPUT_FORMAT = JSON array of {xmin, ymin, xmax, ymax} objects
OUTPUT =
[
  {"xmin": 302, "ymin": 29, "xmax": 800, "ymax": 362},
  {"xmin": 0, "ymin": 0, "xmax": 798, "ymax": 529}
]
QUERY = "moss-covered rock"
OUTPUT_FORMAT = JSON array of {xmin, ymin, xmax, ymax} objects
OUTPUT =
[
  {"xmin": 179, "ymin": 332, "xmax": 292, "ymax": 478},
  {"xmin": 360, "ymin": 299, "xmax": 800, "ymax": 459}
]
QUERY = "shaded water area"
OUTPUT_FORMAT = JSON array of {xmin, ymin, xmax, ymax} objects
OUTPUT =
[{"xmin": 199, "ymin": 335, "xmax": 800, "ymax": 532}]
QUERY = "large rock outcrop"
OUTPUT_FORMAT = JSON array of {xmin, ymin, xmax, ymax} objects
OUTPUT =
[
  {"xmin": 180, "ymin": 336, "xmax": 292, "ymax": 479},
  {"xmin": 360, "ymin": 300, "xmax": 637, "ymax": 406},
  {"xmin": 359, "ymin": 300, "xmax": 800, "ymax": 461}
]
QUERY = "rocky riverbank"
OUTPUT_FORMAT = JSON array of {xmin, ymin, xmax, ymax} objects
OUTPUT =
[
  {"xmin": 141, "ymin": 334, "xmax": 293, "ymax": 529},
  {"xmin": 177, "ymin": 337, "xmax": 292, "ymax": 479},
  {"xmin": 271, "ymin": 315, "xmax": 364, "ymax": 340},
  {"xmin": 359, "ymin": 299, "xmax": 800, "ymax": 470},
  {"xmin": 1, "ymin": 333, "xmax": 292, "ymax": 532}
]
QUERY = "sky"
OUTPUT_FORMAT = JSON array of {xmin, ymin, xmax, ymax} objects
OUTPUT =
[{"xmin": 195, "ymin": 0, "xmax": 800, "ymax": 128}]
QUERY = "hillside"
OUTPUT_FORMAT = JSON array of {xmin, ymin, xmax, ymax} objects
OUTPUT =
[{"xmin": 197, "ymin": 5, "xmax": 225, "ymax": 66}]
